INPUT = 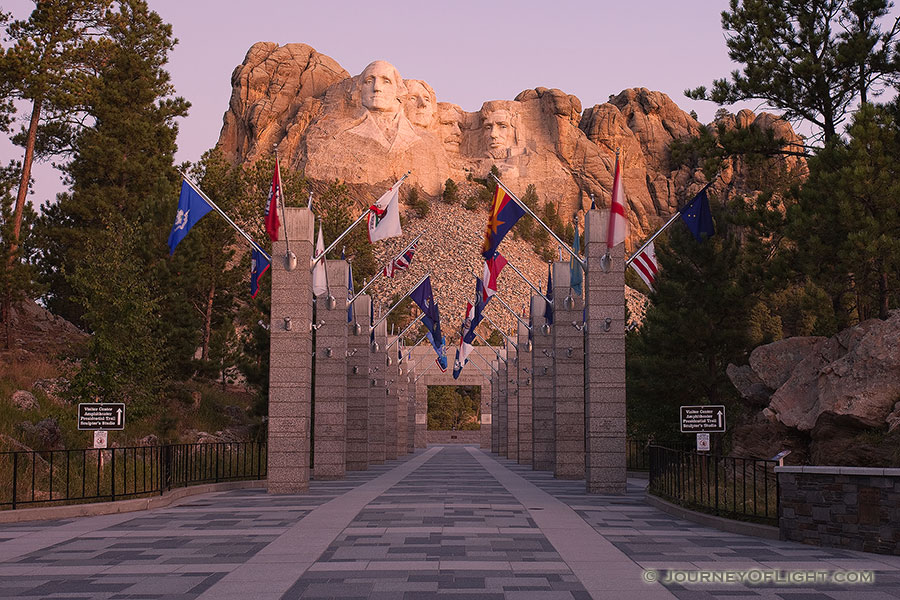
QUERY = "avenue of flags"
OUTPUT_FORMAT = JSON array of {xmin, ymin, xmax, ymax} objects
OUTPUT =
[{"xmin": 168, "ymin": 148, "xmax": 718, "ymax": 379}]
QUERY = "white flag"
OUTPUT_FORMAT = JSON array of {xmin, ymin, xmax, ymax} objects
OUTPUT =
[
  {"xmin": 629, "ymin": 241, "xmax": 659, "ymax": 291},
  {"xmin": 312, "ymin": 224, "xmax": 327, "ymax": 296},
  {"xmin": 367, "ymin": 180, "xmax": 403, "ymax": 243}
]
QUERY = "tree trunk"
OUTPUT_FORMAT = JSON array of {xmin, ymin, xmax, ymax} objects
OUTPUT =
[
  {"xmin": 879, "ymin": 271, "xmax": 889, "ymax": 320},
  {"xmin": 9, "ymin": 97, "xmax": 43, "ymax": 266},
  {"xmin": 201, "ymin": 282, "xmax": 215, "ymax": 361}
]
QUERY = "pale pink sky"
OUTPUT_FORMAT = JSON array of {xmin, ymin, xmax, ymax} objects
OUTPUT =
[{"xmin": 3, "ymin": 0, "xmax": 897, "ymax": 206}]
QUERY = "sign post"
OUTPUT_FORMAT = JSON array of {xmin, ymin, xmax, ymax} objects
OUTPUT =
[{"xmin": 78, "ymin": 403, "xmax": 125, "ymax": 431}]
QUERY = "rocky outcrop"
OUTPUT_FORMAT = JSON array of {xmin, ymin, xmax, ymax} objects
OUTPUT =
[
  {"xmin": 217, "ymin": 44, "xmax": 805, "ymax": 246},
  {"xmin": 728, "ymin": 311, "xmax": 900, "ymax": 465},
  {"xmin": 10, "ymin": 390, "xmax": 38, "ymax": 411}
]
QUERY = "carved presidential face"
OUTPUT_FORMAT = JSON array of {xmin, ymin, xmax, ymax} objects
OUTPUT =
[
  {"xmin": 438, "ymin": 103, "xmax": 463, "ymax": 152},
  {"xmin": 482, "ymin": 109, "xmax": 514, "ymax": 159},
  {"xmin": 360, "ymin": 61, "xmax": 403, "ymax": 114},
  {"xmin": 405, "ymin": 80, "xmax": 436, "ymax": 128}
]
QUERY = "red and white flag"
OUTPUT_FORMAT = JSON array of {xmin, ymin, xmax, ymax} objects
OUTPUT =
[
  {"xmin": 265, "ymin": 157, "xmax": 282, "ymax": 242},
  {"xmin": 312, "ymin": 224, "xmax": 327, "ymax": 296},
  {"xmin": 368, "ymin": 179, "xmax": 403, "ymax": 243},
  {"xmin": 481, "ymin": 252, "xmax": 508, "ymax": 303},
  {"xmin": 607, "ymin": 154, "xmax": 628, "ymax": 249},
  {"xmin": 383, "ymin": 241, "xmax": 418, "ymax": 278},
  {"xmin": 629, "ymin": 241, "xmax": 658, "ymax": 291}
]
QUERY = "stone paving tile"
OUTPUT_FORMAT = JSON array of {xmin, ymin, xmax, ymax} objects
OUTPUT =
[
  {"xmin": 284, "ymin": 446, "xmax": 591, "ymax": 599},
  {"xmin": 498, "ymin": 455, "xmax": 900, "ymax": 600}
]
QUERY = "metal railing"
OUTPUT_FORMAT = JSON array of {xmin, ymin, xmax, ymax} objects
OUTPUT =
[
  {"xmin": 0, "ymin": 442, "xmax": 267, "ymax": 510},
  {"xmin": 626, "ymin": 438, "xmax": 690, "ymax": 471},
  {"xmin": 648, "ymin": 444, "xmax": 778, "ymax": 525}
]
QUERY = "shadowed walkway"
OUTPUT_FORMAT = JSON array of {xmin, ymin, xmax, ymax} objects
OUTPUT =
[{"xmin": 0, "ymin": 446, "xmax": 897, "ymax": 599}]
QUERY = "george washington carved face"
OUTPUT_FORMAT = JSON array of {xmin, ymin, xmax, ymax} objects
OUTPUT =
[{"xmin": 359, "ymin": 60, "xmax": 405, "ymax": 114}]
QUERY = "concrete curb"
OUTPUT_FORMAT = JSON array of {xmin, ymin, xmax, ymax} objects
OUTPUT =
[
  {"xmin": 644, "ymin": 492, "xmax": 780, "ymax": 540},
  {"xmin": 0, "ymin": 479, "xmax": 266, "ymax": 524}
]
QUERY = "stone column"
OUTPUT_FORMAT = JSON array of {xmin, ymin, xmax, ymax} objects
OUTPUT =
[
  {"xmin": 313, "ymin": 261, "xmax": 349, "ymax": 480},
  {"xmin": 268, "ymin": 208, "xmax": 314, "ymax": 494},
  {"xmin": 368, "ymin": 322, "xmax": 387, "ymax": 465},
  {"xmin": 491, "ymin": 364, "xmax": 499, "ymax": 454},
  {"xmin": 517, "ymin": 310, "xmax": 533, "ymax": 465},
  {"xmin": 506, "ymin": 339, "xmax": 519, "ymax": 462},
  {"xmin": 480, "ymin": 377, "xmax": 491, "ymax": 449},
  {"xmin": 414, "ymin": 369, "xmax": 427, "ymax": 448},
  {"xmin": 406, "ymin": 365, "xmax": 416, "ymax": 453},
  {"xmin": 346, "ymin": 294, "xmax": 370, "ymax": 471},
  {"xmin": 531, "ymin": 294, "xmax": 555, "ymax": 471},
  {"xmin": 391, "ymin": 346, "xmax": 407, "ymax": 457},
  {"xmin": 552, "ymin": 261, "xmax": 585, "ymax": 480},
  {"xmin": 498, "ymin": 356, "xmax": 508, "ymax": 457},
  {"xmin": 585, "ymin": 210, "xmax": 626, "ymax": 493},
  {"xmin": 383, "ymin": 339, "xmax": 398, "ymax": 461}
]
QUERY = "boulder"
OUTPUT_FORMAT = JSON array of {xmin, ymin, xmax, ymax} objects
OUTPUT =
[
  {"xmin": 11, "ymin": 390, "xmax": 38, "ymax": 411},
  {"xmin": 726, "ymin": 364, "xmax": 772, "ymax": 407},
  {"xmin": 748, "ymin": 336, "xmax": 825, "ymax": 390},
  {"xmin": 32, "ymin": 378, "xmax": 69, "ymax": 406},
  {"xmin": 17, "ymin": 418, "xmax": 63, "ymax": 451}
]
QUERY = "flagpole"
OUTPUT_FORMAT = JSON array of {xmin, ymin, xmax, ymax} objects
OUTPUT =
[
  {"xmin": 492, "ymin": 292, "xmax": 531, "ymax": 331},
  {"xmin": 311, "ymin": 172, "xmax": 411, "ymax": 269},
  {"xmin": 474, "ymin": 330, "xmax": 505, "ymax": 363},
  {"xmin": 385, "ymin": 313, "xmax": 424, "ymax": 350},
  {"xmin": 466, "ymin": 356, "xmax": 490, "ymax": 379},
  {"xmin": 371, "ymin": 272, "xmax": 431, "ymax": 331},
  {"xmin": 623, "ymin": 179, "xmax": 716, "ymax": 268},
  {"xmin": 481, "ymin": 311, "xmax": 517, "ymax": 350},
  {"xmin": 504, "ymin": 258, "xmax": 550, "ymax": 303},
  {"xmin": 414, "ymin": 358, "xmax": 436, "ymax": 383},
  {"xmin": 489, "ymin": 173, "xmax": 585, "ymax": 270},
  {"xmin": 179, "ymin": 172, "xmax": 271, "ymax": 261},
  {"xmin": 349, "ymin": 231, "xmax": 424, "ymax": 304},
  {"xmin": 468, "ymin": 344, "xmax": 498, "ymax": 372},
  {"xmin": 274, "ymin": 150, "xmax": 292, "ymax": 259}
]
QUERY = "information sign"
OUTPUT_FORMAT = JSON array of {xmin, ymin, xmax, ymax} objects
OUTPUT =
[
  {"xmin": 680, "ymin": 405, "xmax": 725, "ymax": 433},
  {"xmin": 78, "ymin": 403, "xmax": 125, "ymax": 431}
]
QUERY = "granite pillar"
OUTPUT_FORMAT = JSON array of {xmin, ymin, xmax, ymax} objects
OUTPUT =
[
  {"xmin": 505, "ymin": 339, "xmax": 518, "ymax": 462},
  {"xmin": 585, "ymin": 210, "xmax": 627, "ymax": 493},
  {"xmin": 531, "ymin": 294, "xmax": 555, "ymax": 471},
  {"xmin": 383, "ymin": 340, "xmax": 398, "ymax": 461},
  {"xmin": 414, "ymin": 371, "xmax": 427, "ymax": 448},
  {"xmin": 491, "ymin": 365, "xmax": 499, "ymax": 454},
  {"xmin": 517, "ymin": 310, "xmax": 533, "ymax": 466},
  {"xmin": 313, "ymin": 261, "xmax": 349, "ymax": 480},
  {"xmin": 267, "ymin": 207, "xmax": 314, "ymax": 494},
  {"xmin": 552, "ymin": 261, "xmax": 585, "ymax": 480},
  {"xmin": 480, "ymin": 377, "xmax": 491, "ymax": 449},
  {"xmin": 345, "ymin": 294, "xmax": 370, "ymax": 471},
  {"xmin": 498, "ymin": 356, "xmax": 508, "ymax": 457},
  {"xmin": 368, "ymin": 322, "xmax": 387, "ymax": 465}
]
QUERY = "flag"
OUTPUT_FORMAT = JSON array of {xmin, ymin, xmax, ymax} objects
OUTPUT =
[
  {"xmin": 679, "ymin": 186, "xmax": 715, "ymax": 242},
  {"xmin": 368, "ymin": 179, "xmax": 403, "ymax": 242},
  {"xmin": 629, "ymin": 241, "xmax": 659, "ymax": 291},
  {"xmin": 481, "ymin": 252, "xmax": 508, "ymax": 303},
  {"xmin": 570, "ymin": 221, "xmax": 583, "ymax": 296},
  {"xmin": 607, "ymin": 154, "xmax": 628, "ymax": 249},
  {"xmin": 344, "ymin": 249, "xmax": 354, "ymax": 323},
  {"xmin": 312, "ymin": 223, "xmax": 327, "ymax": 296},
  {"xmin": 482, "ymin": 185, "xmax": 526, "ymax": 259},
  {"xmin": 168, "ymin": 180, "xmax": 213, "ymax": 254},
  {"xmin": 383, "ymin": 241, "xmax": 418, "ymax": 278},
  {"xmin": 453, "ymin": 300, "xmax": 477, "ymax": 379},
  {"xmin": 544, "ymin": 263, "xmax": 554, "ymax": 326},
  {"xmin": 410, "ymin": 276, "xmax": 446, "ymax": 370},
  {"xmin": 250, "ymin": 248, "xmax": 270, "ymax": 298},
  {"xmin": 265, "ymin": 158, "xmax": 282, "ymax": 242}
]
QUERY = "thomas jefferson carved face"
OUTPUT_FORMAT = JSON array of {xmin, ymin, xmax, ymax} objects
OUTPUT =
[
  {"xmin": 405, "ymin": 80, "xmax": 436, "ymax": 128},
  {"xmin": 360, "ymin": 60, "xmax": 404, "ymax": 114},
  {"xmin": 482, "ymin": 109, "xmax": 514, "ymax": 158}
]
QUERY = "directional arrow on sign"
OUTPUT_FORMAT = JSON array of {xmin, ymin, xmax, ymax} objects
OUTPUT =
[
  {"xmin": 717, "ymin": 410, "xmax": 723, "ymax": 428},
  {"xmin": 116, "ymin": 408, "xmax": 123, "ymax": 426}
]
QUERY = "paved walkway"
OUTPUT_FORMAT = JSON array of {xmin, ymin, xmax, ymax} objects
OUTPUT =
[{"xmin": 0, "ymin": 445, "xmax": 898, "ymax": 599}]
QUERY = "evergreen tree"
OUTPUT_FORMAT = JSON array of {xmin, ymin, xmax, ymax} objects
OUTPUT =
[
  {"xmin": 442, "ymin": 178, "xmax": 458, "ymax": 204},
  {"xmin": 687, "ymin": 0, "xmax": 900, "ymax": 143}
]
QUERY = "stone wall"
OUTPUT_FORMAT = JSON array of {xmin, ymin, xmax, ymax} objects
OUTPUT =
[
  {"xmin": 427, "ymin": 430, "xmax": 483, "ymax": 445},
  {"xmin": 776, "ymin": 466, "xmax": 900, "ymax": 555}
]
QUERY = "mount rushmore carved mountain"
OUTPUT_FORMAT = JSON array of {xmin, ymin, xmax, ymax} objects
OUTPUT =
[
  {"xmin": 217, "ymin": 42, "xmax": 805, "ymax": 245},
  {"xmin": 216, "ymin": 42, "xmax": 803, "ymax": 333}
]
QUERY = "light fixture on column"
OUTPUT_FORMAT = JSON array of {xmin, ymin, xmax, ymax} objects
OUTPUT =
[
  {"xmin": 353, "ymin": 366, "xmax": 360, "ymax": 374},
  {"xmin": 604, "ymin": 317, "xmax": 612, "ymax": 332},
  {"xmin": 566, "ymin": 347, "xmax": 573, "ymax": 358},
  {"xmin": 600, "ymin": 251, "xmax": 611, "ymax": 273},
  {"xmin": 541, "ymin": 323, "xmax": 551, "ymax": 335},
  {"xmin": 371, "ymin": 340, "xmax": 379, "ymax": 352},
  {"xmin": 310, "ymin": 320, "xmax": 325, "ymax": 331},
  {"xmin": 564, "ymin": 295, "xmax": 575, "ymax": 310},
  {"xmin": 525, "ymin": 378, "xmax": 531, "ymax": 386},
  {"xmin": 572, "ymin": 320, "xmax": 586, "ymax": 331},
  {"xmin": 326, "ymin": 295, "xmax": 337, "ymax": 310},
  {"xmin": 283, "ymin": 316, "xmax": 292, "ymax": 331},
  {"xmin": 387, "ymin": 356, "xmax": 393, "ymax": 366},
  {"xmin": 285, "ymin": 251, "xmax": 298, "ymax": 271},
  {"xmin": 542, "ymin": 366, "xmax": 548, "ymax": 375},
  {"xmin": 353, "ymin": 322, "xmax": 362, "ymax": 335},
  {"xmin": 371, "ymin": 378, "xmax": 376, "ymax": 387},
  {"xmin": 325, "ymin": 347, "xmax": 333, "ymax": 358}
]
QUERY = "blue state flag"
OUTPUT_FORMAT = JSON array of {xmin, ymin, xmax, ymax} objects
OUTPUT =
[
  {"xmin": 570, "ymin": 221, "xmax": 583, "ymax": 296},
  {"xmin": 679, "ymin": 187, "xmax": 715, "ymax": 243},
  {"xmin": 250, "ymin": 248, "xmax": 270, "ymax": 298},
  {"xmin": 411, "ymin": 276, "xmax": 445, "ymax": 366},
  {"xmin": 168, "ymin": 180, "xmax": 213, "ymax": 254}
]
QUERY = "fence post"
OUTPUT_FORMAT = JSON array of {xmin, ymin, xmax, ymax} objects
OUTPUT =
[
  {"xmin": 713, "ymin": 452, "xmax": 719, "ymax": 515},
  {"xmin": 110, "ymin": 449, "xmax": 116, "ymax": 502},
  {"xmin": 215, "ymin": 443, "xmax": 220, "ymax": 483},
  {"xmin": 12, "ymin": 453, "xmax": 17, "ymax": 510}
]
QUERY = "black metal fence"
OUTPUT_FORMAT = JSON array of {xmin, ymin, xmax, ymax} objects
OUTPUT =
[
  {"xmin": 648, "ymin": 444, "xmax": 778, "ymax": 525},
  {"xmin": 626, "ymin": 439, "xmax": 691, "ymax": 471},
  {"xmin": 0, "ymin": 442, "xmax": 267, "ymax": 510}
]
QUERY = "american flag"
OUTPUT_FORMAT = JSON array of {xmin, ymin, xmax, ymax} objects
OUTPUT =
[
  {"xmin": 629, "ymin": 241, "xmax": 659, "ymax": 291},
  {"xmin": 383, "ymin": 241, "xmax": 418, "ymax": 278}
]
